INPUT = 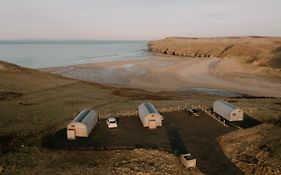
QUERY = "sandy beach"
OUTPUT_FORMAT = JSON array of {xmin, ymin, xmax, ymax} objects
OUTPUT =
[{"xmin": 42, "ymin": 55, "xmax": 281, "ymax": 97}]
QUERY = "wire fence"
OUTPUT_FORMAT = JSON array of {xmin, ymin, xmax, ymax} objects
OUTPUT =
[
  {"xmin": 200, "ymin": 104, "xmax": 228, "ymax": 127},
  {"xmin": 98, "ymin": 103, "xmax": 228, "ymax": 127},
  {"xmin": 97, "ymin": 104, "xmax": 190, "ymax": 119}
]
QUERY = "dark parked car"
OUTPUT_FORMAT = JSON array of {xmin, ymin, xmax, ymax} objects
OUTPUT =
[{"xmin": 186, "ymin": 108, "xmax": 200, "ymax": 117}]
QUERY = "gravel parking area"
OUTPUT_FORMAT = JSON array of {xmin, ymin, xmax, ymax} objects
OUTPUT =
[{"xmin": 44, "ymin": 110, "xmax": 244, "ymax": 175}]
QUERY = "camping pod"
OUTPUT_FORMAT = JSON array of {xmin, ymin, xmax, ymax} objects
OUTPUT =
[
  {"xmin": 67, "ymin": 109, "xmax": 98, "ymax": 140},
  {"xmin": 138, "ymin": 103, "xmax": 163, "ymax": 129},
  {"xmin": 213, "ymin": 100, "xmax": 243, "ymax": 121}
]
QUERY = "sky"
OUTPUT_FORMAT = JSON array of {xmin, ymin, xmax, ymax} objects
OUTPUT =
[{"xmin": 0, "ymin": 0, "xmax": 281, "ymax": 40}]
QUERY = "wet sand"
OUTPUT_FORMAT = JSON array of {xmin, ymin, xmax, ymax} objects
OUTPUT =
[{"xmin": 42, "ymin": 55, "xmax": 281, "ymax": 97}]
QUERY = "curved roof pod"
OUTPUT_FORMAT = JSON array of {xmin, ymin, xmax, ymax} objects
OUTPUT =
[
  {"xmin": 138, "ymin": 103, "xmax": 163, "ymax": 129},
  {"xmin": 67, "ymin": 109, "xmax": 98, "ymax": 140},
  {"xmin": 213, "ymin": 100, "xmax": 243, "ymax": 121}
]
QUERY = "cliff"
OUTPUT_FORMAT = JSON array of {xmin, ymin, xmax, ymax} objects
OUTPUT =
[{"xmin": 148, "ymin": 36, "xmax": 281, "ymax": 68}]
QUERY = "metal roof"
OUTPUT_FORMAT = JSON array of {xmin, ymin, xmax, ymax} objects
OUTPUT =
[
  {"xmin": 144, "ymin": 103, "xmax": 157, "ymax": 113},
  {"xmin": 217, "ymin": 100, "xmax": 239, "ymax": 109},
  {"xmin": 75, "ymin": 109, "xmax": 91, "ymax": 122}
]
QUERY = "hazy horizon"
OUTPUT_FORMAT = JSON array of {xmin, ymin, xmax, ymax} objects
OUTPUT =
[
  {"xmin": 1, "ymin": 0, "xmax": 281, "ymax": 40},
  {"xmin": 0, "ymin": 36, "xmax": 281, "ymax": 42}
]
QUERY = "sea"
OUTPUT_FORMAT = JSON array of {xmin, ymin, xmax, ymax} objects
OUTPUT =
[{"xmin": 0, "ymin": 40, "xmax": 148, "ymax": 68}]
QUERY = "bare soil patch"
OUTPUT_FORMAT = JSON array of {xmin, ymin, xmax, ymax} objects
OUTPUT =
[
  {"xmin": 0, "ymin": 91, "xmax": 23, "ymax": 100},
  {"xmin": 0, "ymin": 135, "xmax": 20, "ymax": 155}
]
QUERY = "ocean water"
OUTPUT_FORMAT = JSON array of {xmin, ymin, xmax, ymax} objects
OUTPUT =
[{"xmin": 0, "ymin": 40, "xmax": 148, "ymax": 68}]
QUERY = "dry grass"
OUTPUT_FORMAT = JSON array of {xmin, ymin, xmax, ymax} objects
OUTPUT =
[
  {"xmin": 0, "ymin": 61, "xmax": 219, "ymax": 144},
  {"xmin": 1, "ymin": 60, "xmax": 281, "ymax": 174},
  {"xmin": 0, "ymin": 147, "xmax": 203, "ymax": 175},
  {"xmin": 0, "ymin": 61, "xmax": 280, "ymax": 134},
  {"xmin": 219, "ymin": 124, "xmax": 281, "ymax": 174}
]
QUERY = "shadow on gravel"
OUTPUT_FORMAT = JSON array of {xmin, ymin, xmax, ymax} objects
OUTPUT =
[
  {"xmin": 228, "ymin": 114, "xmax": 262, "ymax": 129},
  {"xmin": 167, "ymin": 128, "xmax": 188, "ymax": 155}
]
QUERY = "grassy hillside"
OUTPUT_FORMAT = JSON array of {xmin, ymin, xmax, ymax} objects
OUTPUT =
[
  {"xmin": 0, "ymin": 60, "xmax": 281, "ymax": 174},
  {"xmin": 1, "ymin": 61, "xmax": 280, "ymax": 142},
  {"xmin": 0, "ymin": 61, "xmax": 222, "ymax": 144},
  {"xmin": 148, "ymin": 36, "xmax": 281, "ymax": 68}
]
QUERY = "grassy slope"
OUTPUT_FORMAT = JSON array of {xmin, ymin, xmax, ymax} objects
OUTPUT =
[
  {"xmin": 0, "ymin": 61, "xmax": 124, "ymax": 143},
  {"xmin": 219, "ymin": 124, "xmax": 281, "ymax": 174},
  {"xmin": 0, "ymin": 60, "xmax": 220, "ymax": 144},
  {"xmin": 0, "ymin": 60, "xmax": 281, "ymax": 174},
  {"xmin": 0, "ymin": 60, "xmax": 280, "ymax": 141},
  {"xmin": 0, "ymin": 61, "xmax": 207, "ymax": 174}
]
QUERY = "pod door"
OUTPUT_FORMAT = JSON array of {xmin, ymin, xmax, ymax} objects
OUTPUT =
[
  {"xmin": 67, "ymin": 129, "xmax": 76, "ymax": 140},
  {"xmin": 148, "ymin": 119, "xmax": 157, "ymax": 129}
]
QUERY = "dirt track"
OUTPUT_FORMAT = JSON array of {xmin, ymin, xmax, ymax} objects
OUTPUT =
[{"xmin": 44, "ymin": 111, "xmax": 248, "ymax": 175}]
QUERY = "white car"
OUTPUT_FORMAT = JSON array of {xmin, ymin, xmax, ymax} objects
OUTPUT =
[{"xmin": 106, "ymin": 117, "xmax": 118, "ymax": 128}]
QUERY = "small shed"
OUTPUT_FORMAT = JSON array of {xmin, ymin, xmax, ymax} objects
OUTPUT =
[
  {"xmin": 138, "ymin": 103, "xmax": 163, "ymax": 129},
  {"xmin": 213, "ymin": 100, "xmax": 243, "ymax": 121},
  {"xmin": 67, "ymin": 109, "xmax": 98, "ymax": 140},
  {"xmin": 180, "ymin": 153, "xmax": 197, "ymax": 168}
]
